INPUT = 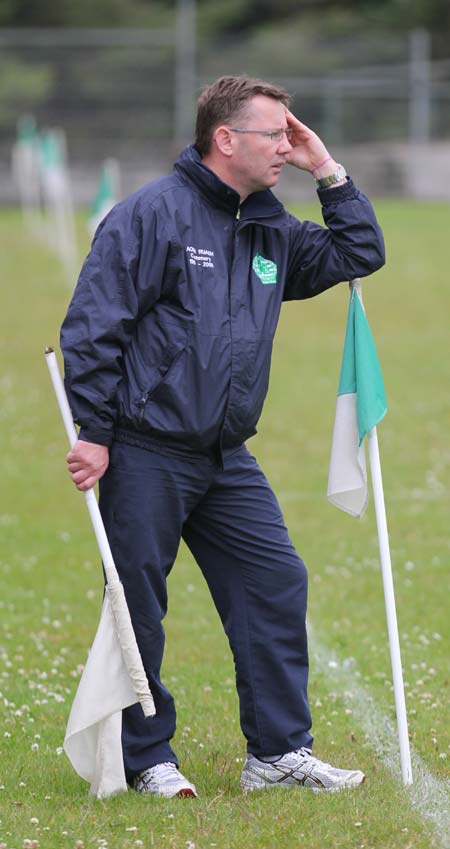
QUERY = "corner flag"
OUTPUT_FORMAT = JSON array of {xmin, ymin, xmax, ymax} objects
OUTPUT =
[
  {"xmin": 88, "ymin": 159, "xmax": 120, "ymax": 236},
  {"xmin": 327, "ymin": 284, "xmax": 387, "ymax": 517},
  {"xmin": 64, "ymin": 590, "xmax": 138, "ymax": 797},
  {"xmin": 12, "ymin": 115, "xmax": 42, "ymax": 234},
  {"xmin": 45, "ymin": 348, "xmax": 155, "ymax": 798},
  {"xmin": 326, "ymin": 283, "xmax": 412, "ymax": 786}
]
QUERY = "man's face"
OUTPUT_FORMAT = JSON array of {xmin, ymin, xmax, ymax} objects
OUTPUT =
[{"xmin": 227, "ymin": 94, "xmax": 293, "ymax": 196}]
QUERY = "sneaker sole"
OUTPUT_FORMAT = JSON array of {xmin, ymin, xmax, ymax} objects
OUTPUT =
[
  {"xmin": 241, "ymin": 772, "xmax": 365, "ymax": 793},
  {"xmin": 134, "ymin": 784, "xmax": 198, "ymax": 798},
  {"xmin": 153, "ymin": 785, "xmax": 198, "ymax": 798},
  {"xmin": 176, "ymin": 788, "xmax": 198, "ymax": 798}
]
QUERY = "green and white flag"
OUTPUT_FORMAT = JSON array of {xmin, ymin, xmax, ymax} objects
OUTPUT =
[
  {"xmin": 15, "ymin": 114, "xmax": 39, "ymax": 168},
  {"xmin": 39, "ymin": 129, "xmax": 67, "ymax": 198},
  {"xmin": 12, "ymin": 115, "xmax": 42, "ymax": 233},
  {"xmin": 88, "ymin": 159, "xmax": 119, "ymax": 236},
  {"xmin": 327, "ymin": 285, "xmax": 387, "ymax": 517}
]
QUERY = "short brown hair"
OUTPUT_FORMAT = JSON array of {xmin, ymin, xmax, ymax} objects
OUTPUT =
[{"xmin": 195, "ymin": 75, "xmax": 291, "ymax": 156}]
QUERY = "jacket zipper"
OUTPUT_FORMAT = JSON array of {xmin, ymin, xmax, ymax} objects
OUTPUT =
[
  {"xmin": 136, "ymin": 345, "xmax": 187, "ymax": 428},
  {"xmin": 137, "ymin": 392, "xmax": 150, "ymax": 425},
  {"xmin": 216, "ymin": 213, "xmax": 242, "ymax": 467}
]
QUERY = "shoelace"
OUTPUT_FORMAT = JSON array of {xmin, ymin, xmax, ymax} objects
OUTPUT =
[
  {"xmin": 150, "ymin": 762, "xmax": 180, "ymax": 779},
  {"xmin": 294, "ymin": 748, "xmax": 332, "ymax": 769},
  {"xmin": 139, "ymin": 762, "xmax": 180, "ymax": 788}
]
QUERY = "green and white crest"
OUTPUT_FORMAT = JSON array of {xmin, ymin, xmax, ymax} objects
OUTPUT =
[{"xmin": 252, "ymin": 253, "xmax": 277, "ymax": 285}]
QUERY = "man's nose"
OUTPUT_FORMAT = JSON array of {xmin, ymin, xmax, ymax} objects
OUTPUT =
[{"xmin": 278, "ymin": 132, "xmax": 293, "ymax": 153}]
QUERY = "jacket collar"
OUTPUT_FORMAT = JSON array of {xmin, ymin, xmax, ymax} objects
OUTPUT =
[{"xmin": 174, "ymin": 144, "xmax": 284, "ymax": 221}]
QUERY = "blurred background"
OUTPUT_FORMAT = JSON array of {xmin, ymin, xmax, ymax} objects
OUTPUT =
[{"xmin": 1, "ymin": 0, "xmax": 450, "ymax": 209}]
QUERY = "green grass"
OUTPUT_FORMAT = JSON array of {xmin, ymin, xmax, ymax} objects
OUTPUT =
[{"xmin": 0, "ymin": 201, "xmax": 449, "ymax": 849}]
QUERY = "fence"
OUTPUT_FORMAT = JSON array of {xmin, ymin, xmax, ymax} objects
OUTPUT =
[{"xmin": 1, "ymin": 21, "xmax": 449, "ymax": 202}]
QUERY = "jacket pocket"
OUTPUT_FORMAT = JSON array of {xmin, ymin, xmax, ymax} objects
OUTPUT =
[{"xmin": 136, "ymin": 341, "xmax": 186, "ymax": 425}]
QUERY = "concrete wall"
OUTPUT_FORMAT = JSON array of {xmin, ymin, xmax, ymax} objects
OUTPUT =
[
  {"xmin": 2, "ymin": 141, "xmax": 450, "ymax": 206},
  {"xmin": 277, "ymin": 142, "xmax": 450, "ymax": 202}
]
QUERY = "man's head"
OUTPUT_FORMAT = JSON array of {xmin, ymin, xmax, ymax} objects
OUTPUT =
[
  {"xmin": 195, "ymin": 76, "xmax": 294, "ymax": 201},
  {"xmin": 195, "ymin": 76, "xmax": 291, "ymax": 156}
]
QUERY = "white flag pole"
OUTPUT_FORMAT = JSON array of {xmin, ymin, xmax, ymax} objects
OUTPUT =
[
  {"xmin": 368, "ymin": 427, "xmax": 412, "ymax": 785},
  {"xmin": 349, "ymin": 281, "xmax": 412, "ymax": 785},
  {"xmin": 45, "ymin": 346, "xmax": 155, "ymax": 718}
]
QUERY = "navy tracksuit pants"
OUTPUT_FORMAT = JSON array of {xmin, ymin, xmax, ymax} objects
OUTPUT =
[{"xmin": 99, "ymin": 439, "xmax": 313, "ymax": 781}]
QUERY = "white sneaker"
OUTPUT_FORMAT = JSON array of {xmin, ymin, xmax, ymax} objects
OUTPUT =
[
  {"xmin": 240, "ymin": 747, "xmax": 365, "ymax": 792},
  {"xmin": 133, "ymin": 762, "xmax": 198, "ymax": 798}
]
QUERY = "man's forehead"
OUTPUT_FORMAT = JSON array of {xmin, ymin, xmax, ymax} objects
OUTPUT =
[{"xmin": 244, "ymin": 94, "xmax": 287, "ymax": 124}]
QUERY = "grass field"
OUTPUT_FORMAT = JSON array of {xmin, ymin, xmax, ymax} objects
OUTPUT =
[{"xmin": 0, "ymin": 199, "xmax": 449, "ymax": 849}]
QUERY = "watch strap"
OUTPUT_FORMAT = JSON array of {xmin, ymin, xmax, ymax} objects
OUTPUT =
[{"xmin": 315, "ymin": 164, "xmax": 347, "ymax": 188}]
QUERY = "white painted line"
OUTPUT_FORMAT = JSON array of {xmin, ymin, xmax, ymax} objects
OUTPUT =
[{"xmin": 310, "ymin": 631, "xmax": 450, "ymax": 849}]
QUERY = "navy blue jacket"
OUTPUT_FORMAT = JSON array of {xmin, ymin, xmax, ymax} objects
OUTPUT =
[{"xmin": 61, "ymin": 144, "xmax": 385, "ymax": 456}]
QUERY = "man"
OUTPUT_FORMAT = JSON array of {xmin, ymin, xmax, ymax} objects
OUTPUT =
[{"xmin": 61, "ymin": 75, "xmax": 385, "ymax": 798}]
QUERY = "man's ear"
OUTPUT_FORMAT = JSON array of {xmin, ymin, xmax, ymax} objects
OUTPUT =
[{"xmin": 213, "ymin": 126, "xmax": 233, "ymax": 157}]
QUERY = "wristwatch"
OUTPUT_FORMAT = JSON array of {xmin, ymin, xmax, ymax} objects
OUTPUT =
[{"xmin": 315, "ymin": 164, "xmax": 347, "ymax": 188}]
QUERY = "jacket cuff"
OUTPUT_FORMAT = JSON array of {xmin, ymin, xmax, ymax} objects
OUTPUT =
[
  {"xmin": 317, "ymin": 177, "xmax": 358, "ymax": 205},
  {"xmin": 78, "ymin": 425, "xmax": 114, "ymax": 447}
]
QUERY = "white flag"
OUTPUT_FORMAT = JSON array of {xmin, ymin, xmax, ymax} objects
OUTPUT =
[{"xmin": 64, "ymin": 588, "xmax": 139, "ymax": 798}]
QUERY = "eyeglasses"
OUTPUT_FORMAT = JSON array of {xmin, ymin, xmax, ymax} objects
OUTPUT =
[{"xmin": 229, "ymin": 127, "xmax": 294, "ymax": 143}]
